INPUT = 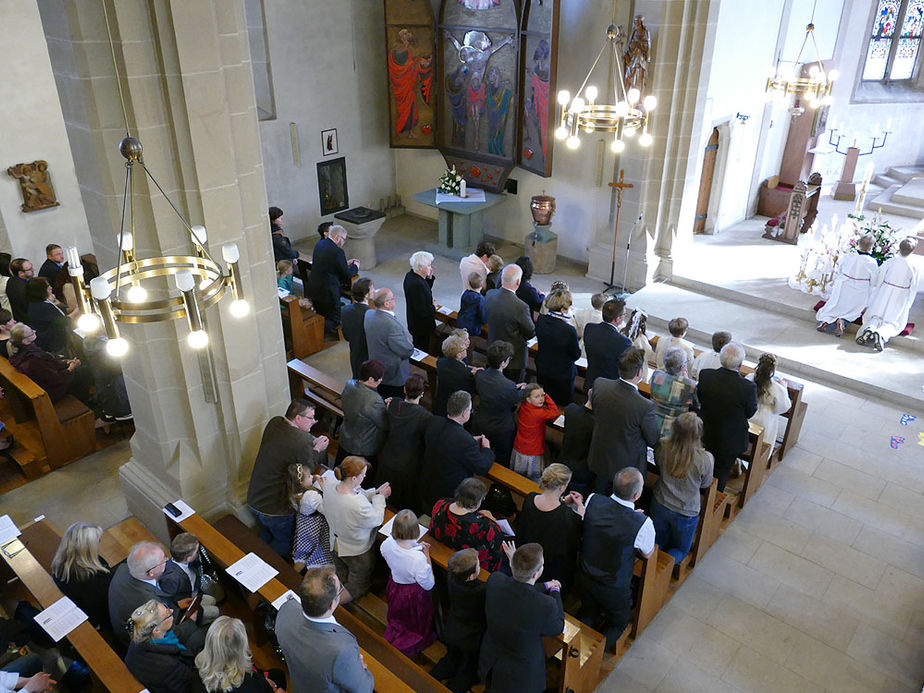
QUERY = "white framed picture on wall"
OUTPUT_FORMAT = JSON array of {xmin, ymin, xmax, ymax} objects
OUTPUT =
[{"xmin": 321, "ymin": 128, "xmax": 338, "ymax": 156}]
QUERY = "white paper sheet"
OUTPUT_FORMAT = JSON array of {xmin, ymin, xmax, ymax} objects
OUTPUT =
[
  {"xmin": 277, "ymin": 287, "xmax": 290, "ymax": 299},
  {"xmin": 526, "ymin": 337, "xmax": 538, "ymax": 348},
  {"xmin": 576, "ymin": 357, "xmax": 588, "ymax": 369},
  {"xmin": 379, "ymin": 514, "xmax": 428, "ymax": 541},
  {"xmin": 162, "ymin": 500, "xmax": 196, "ymax": 522},
  {"xmin": 437, "ymin": 305, "xmax": 453, "ymax": 315},
  {"xmin": 227, "ymin": 552, "xmax": 278, "ymax": 593},
  {"xmin": 553, "ymin": 414, "xmax": 564, "ymax": 428},
  {"xmin": 34, "ymin": 597, "xmax": 88, "ymax": 642},
  {"xmin": 496, "ymin": 519, "xmax": 515, "ymax": 536},
  {"xmin": 271, "ymin": 589, "xmax": 300, "ymax": 611},
  {"xmin": 0, "ymin": 515, "xmax": 21, "ymax": 546},
  {"xmin": 410, "ymin": 347, "xmax": 429, "ymax": 362}
]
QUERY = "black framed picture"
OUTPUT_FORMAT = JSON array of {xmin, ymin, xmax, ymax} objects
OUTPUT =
[
  {"xmin": 317, "ymin": 157, "xmax": 349, "ymax": 215},
  {"xmin": 321, "ymin": 128, "xmax": 339, "ymax": 156}
]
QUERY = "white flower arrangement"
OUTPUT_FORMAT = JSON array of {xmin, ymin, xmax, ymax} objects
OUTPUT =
[{"xmin": 438, "ymin": 165, "xmax": 463, "ymax": 195}]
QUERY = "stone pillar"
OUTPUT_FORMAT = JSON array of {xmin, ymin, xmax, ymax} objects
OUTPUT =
[
  {"xmin": 50, "ymin": 0, "xmax": 288, "ymax": 540},
  {"xmin": 585, "ymin": 0, "xmax": 715, "ymax": 290}
]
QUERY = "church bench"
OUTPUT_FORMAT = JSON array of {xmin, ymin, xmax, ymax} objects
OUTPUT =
[
  {"xmin": 166, "ymin": 512, "xmax": 441, "ymax": 693},
  {"xmin": 279, "ymin": 295, "xmax": 325, "ymax": 360},
  {"xmin": 381, "ymin": 508, "xmax": 607, "ymax": 693},
  {"xmin": 0, "ymin": 519, "xmax": 146, "ymax": 692},
  {"xmin": 0, "ymin": 357, "xmax": 96, "ymax": 478}
]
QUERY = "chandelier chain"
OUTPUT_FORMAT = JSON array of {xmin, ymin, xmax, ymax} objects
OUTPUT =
[{"xmin": 101, "ymin": 0, "xmax": 131, "ymax": 138}]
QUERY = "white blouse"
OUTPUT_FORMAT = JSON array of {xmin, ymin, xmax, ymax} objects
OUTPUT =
[
  {"xmin": 321, "ymin": 480, "xmax": 385, "ymax": 557},
  {"xmin": 380, "ymin": 536, "xmax": 434, "ymax": 590},
  {"xmin": 298, "ymin": 489, "xmax": 323, "ymax": 515}
]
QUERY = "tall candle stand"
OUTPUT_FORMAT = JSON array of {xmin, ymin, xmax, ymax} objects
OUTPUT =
[{"xmin": 829, "ymin": 119, "xmax": 890, "ymax": 201}]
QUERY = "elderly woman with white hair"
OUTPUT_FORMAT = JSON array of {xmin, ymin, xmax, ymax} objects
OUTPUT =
[
  {"xmin": 648, "ymin": 345, "xmax": 698, "ymax": 438},
  {"xmin": 403, "ymin": 250, "xmax": 437, "ymax": 351},
  {"xmin": 193, "ymin": 616, "xmax": 284, "ymax": 692},
  {"xmin": 124, "ymin": 599, "xmax": 197, "ymax": 693}
]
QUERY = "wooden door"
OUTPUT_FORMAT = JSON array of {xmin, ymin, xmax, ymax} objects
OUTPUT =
[{"xmin": 693, "ymin": 128, "xmax": 719, "ymax": 234}]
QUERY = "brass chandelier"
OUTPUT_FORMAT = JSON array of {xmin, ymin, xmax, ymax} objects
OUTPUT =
[
  {"xmin": 554, "ymin": 24, "xmax": 656, "ymax": 153},
  {"xmin": 765, "ymin": 4, "xmax": 838, "ymax": 108},
  {"xmin": 69, "ymin": 136, "xmax": 249, "ymax": 357}
]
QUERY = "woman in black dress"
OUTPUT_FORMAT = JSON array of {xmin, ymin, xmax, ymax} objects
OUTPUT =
[
  {"xmin": 433, "ymin": 332, "xmax": 476, "ymax": 416},
  {"xmin": 515, "ymin": 463, "xmax": 584, "ymax": 591},
  {"xmin": 51, "ymin": 522, "xmax": 113, "ymax": 632},
  {"xmin": 374, "ymin": 374, "xmax": 433, "ymax": 509},
  {"xmin": 403, "ymin": 250, "xmax": 436, "ymax": 351},
  {"xmin": 534, "ymin": 289, "xmax": 581, "ymax": 406}
]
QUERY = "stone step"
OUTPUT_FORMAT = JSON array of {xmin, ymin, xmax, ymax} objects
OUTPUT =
[
  {"xmin": 873, "ymin": 174, "xmax": 902, "ymax": 189},
  {"xmin": 886, "ymin": 165, "xmax": 924, "ymax": 183},
  {"xmin": 867, "ymin": 184, "xmax": 924, "ymax": 218},
  {"xmin": 631, "ymin": 281, "xmax": 923, "ymax": 413},
  {"xmin": 891, "ymin": 177, "xmax": 924, "ymax": 207}
]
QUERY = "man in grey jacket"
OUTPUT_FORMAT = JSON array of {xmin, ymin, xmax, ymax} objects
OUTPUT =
[
  {"xmin": 338, "ymin": 359, "xmax": 388, "ymax": 464},
  {"xmin": 485, "ymin": 264, "xmax": 534, "ymax": 382},
  {"xmin": 276, "ymin": 565, "xmax": 373, "ymax": 693},
  {"xmin": 364, "ymin": 288, "xmax": 414, "ymax": 399}
]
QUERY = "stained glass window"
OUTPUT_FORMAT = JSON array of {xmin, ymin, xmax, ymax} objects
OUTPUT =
[{"xmin": 862, "ymin": 0, "xmax": 924, "ymax": 82}]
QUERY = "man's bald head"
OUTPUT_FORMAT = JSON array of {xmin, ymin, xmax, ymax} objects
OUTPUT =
[
  {"xmin": 501, "ymin": 264, "xmax": 523, "ymax": 289},
  {"xmin": 373, "ymin": 288, "xmax": 394, "ymax": 309}
]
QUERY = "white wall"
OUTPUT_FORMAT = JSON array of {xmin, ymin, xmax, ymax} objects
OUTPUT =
[
  {"xmin": 0, "ymin": 1, "xmax": 92, "ymax": 266},
  {"xmin": 259, "ymin": 0, "xmax": 396, "ymax": 245}
]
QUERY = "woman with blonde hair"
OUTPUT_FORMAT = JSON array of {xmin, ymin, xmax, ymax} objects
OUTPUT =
[
  {"xmin": 534, "ymin": 289, "xmax": 580, "ymax": 405},
  {"xmin": 193, "ymin": 616, "xmax": 283, "ymax": 692},
  {"xmin": 514, "ymin": 463, "xmax": 583, "ymax": 590},
  {"xmin": 51, "ymin": 522, "xmax": 112, "ymax": 631},
  {"xmin": 651, "ymin": 412, "xmax": 714, "ymax": 563},
  {"xmin": 124, "ymin": 599, "xmax": 196, "ymax": 693},
  {"xmin": 321, "ymin": 456, "xmax": 391, "ymax": 604}
]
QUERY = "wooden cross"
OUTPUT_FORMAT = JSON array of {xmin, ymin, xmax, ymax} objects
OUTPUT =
[{"xmin": 607, "ymin": 169, "xmax": 634, "ymax": 287}]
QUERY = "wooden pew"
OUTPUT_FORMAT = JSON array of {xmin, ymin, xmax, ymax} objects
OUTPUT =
[
  {"xmin": 168, "ymin": 512, "xmax": 445, "ymax": 693},
  {"xmin": 0, "ymin": 357, "xmax": 96, "ymax": 478},
  {"xmin": 279, "ymin": 295, "xmax": 325, "ymax": 360},
  {"xmin": 0, "ymin": 519, "xmax": 145, "ymax": 692}
]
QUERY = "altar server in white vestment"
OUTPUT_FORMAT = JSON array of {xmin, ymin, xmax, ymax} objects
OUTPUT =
[
  {"xmin": 816, "ymin": 234, "xmax": 879, "ymax": 337},
  {"xmin": 857, "ymin": 237, "xmax": 920, "ymax": 351}
]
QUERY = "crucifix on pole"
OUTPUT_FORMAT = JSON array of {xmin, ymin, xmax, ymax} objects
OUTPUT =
[{"xmin": 608, "ymin": 169, "xmax": 635, "ymax": 289}]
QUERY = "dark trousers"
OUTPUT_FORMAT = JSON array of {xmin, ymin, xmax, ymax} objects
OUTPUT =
[
  {"xmin": 249, "ymin": 507, "xmax": 294, "ymax": 558},
  {"xmin": 430, "ymin": 645, "xmax": 480, "ymax": 693},
  {"xmin": 411, "ymin": 330, "xmax": 431, "ymax": 353},
  {"xmin": 650, "ymin": 497, "xmax": 700, "ymax": 564},
  {"xmin": 577, "ymin": 570, "xmax": 632, "ymax": 650},
  {"xmin": 484, "ymin": 426, "xmax": 515, "ymax": 466},
  {"xmin": 712, "ymin": 451, "xmax": 739, "ymax": 492}
]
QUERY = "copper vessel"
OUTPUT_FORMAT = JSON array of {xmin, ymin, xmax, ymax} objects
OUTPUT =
[{"xmin": 530, "ymin": 194, "xmax": 556, "ymax": 226}]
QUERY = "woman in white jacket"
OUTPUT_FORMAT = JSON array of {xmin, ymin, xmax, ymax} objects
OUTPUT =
[{"xmin": 322, "ymin": 456, "xmax": 391, "ymax": 603}]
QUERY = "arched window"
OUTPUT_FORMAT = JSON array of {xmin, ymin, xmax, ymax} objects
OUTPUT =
[{"xmin": 862, "ymin": 0, "xmax": 924, "ymax": 82}]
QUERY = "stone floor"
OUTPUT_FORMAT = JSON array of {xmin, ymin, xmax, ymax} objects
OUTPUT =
[{"xmin": 5, "ymin": 212, "xmax": 923, "ymax": 691}]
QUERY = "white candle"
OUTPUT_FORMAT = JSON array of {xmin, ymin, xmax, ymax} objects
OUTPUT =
[
  {"xmin": 886, "ymin": 117, "xmax": 893, "ymax": 132},
  {"xmin": 862, "ymin": 162, "xmax": 874, "ymax": 186},
  {"xmin": 459, "ymin": 179, "xmax": 466, "ymax": 198}
]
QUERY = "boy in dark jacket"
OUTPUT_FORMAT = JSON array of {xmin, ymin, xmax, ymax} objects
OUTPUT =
[{"xmin": 458, "ymin": 273, "xmax": 487, "ymax": 338}]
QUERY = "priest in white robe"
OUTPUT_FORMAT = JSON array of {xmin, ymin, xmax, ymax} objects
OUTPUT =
[
  {"xmin": 857, "ymin": 237, "xmax": 920, "ymax": 351},
  {"xmin": 816, "ymin": 235, "xmax": 878, "ymax": 337}
]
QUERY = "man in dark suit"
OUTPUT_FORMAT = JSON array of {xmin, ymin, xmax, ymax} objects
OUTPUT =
[
  {"xmin": 577, "ymin": 467, "xmax": 655, "ymax": 650},
  {"xmin": 6, "ymin": 258, "xmax": 34, "ymax": 323},
  {"xmin": 420, "ymin": 390, "xmax": 494, "ymax": 515},
  {"xmin": 583, "ymin": 298, "xmax": 631, "ymax": 390},
  {"xmin": 341, "ymin": 278, "xmax": 373, "ymax": 379},
  {"xmin": 108, "ymin": 542, "xmax": 206, "ymax": 650},
  {"xmin": 696, "ymin": 342, "xmax": 758, "ymax": 491},
  {"xmin": 472, "ymin": 340, "xmax": 522, "ymax": 466},
  {"xmin": 587, "ymin": 347, "xmax": 659, "ymax": 494},
  {"xmin": 26, "ymin": 278, "xmax": 68, "ymax": 355},
  {"xmin": 559, "ymin": 397, "xmax": 595, "ymax": 495},
  {"xmin": 276, "ymin": 565, "xmax": 373, "ymax": 693},
  {"xmin": 403, "ymin": 250, "xmax": 437, "ymax": 351},
  {"xmin": 38, "ymin": 244, "xmax": 64, "ymax": 282},
  {"xmin": 434, "ymin": 331, "xmax": 476, "ymax": 417},
  {"xmin": 306, "ymin": 224, "xmax": 359, "ymax": 335},
  {"xmin": 158, "ymin": 533, "xmax": 219, "ymax": 624},
  {"xmin": 484, "ymin": 264, "xmax": 534, "ymax": 383},
  {"xmin": 480, "ymin": 543, "xmax": 565, "ymax": 692},
  {"xmin": 364, "ymin": 288, "xmax": 414, "ymax": 399}
]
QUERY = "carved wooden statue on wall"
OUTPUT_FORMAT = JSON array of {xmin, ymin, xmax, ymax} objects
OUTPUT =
[
  {"xmin": 385, "ymin": 0, "xmax": 437, "ymax": 148},
  {"xmin": 439, "ymin": 0, "xmax": 518, "ymax": 192},
  {"xmin": 518, "ymin": 0, "xmax": 560, "ymax": 177},
  {"xmin": 7, "ymin": 160, "xmax": 59, "ymax": 213},
  {"xmin": 623, "ymin": 15, "xmax": 651, "ymax": 97}
]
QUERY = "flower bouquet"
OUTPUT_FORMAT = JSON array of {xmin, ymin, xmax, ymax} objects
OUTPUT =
[
  {"xmin": 846, "ymin": 212, "xmax": 900, "ymax": 265},
  {"xmin": 437, "ymin": 165, "xmax": 463, "ymax": 196}
]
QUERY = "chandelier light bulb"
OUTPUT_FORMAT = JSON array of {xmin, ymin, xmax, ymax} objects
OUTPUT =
[
  {"xmin": 584, "ymin": 85, "xmax": 598, "ymax": 102},
  {"xmin": 90, "ymin": 277, "xmax": 111, "ymax": 300},
  {"xmin": 569, "ymin": 97, "xmax": 585, "ymax": 114},
  {"xmin": 190, "ymin": 225, "xmax": 207, "ymax": 245},
  {"xmin": 106, "ymin": 337, "xmax": 129, "ymax": 358},
  {"xmin": 175, "ymin": 269, "xmax": 195, "ymax": 292},
  {"xmin": 557, "ymin": 90, "xmax": 571, "ymax": 106},
  {"xmin": 126, "ymin": 284, "xmax": 147, "ymax": 303},
  {"xmin": 822, "ymin": 94, "xmax": 833, "ymax": 106},
  {"xmin": 615, "ymin": 100, "xmax": 629, "ymax": 116},
  {"xmin": 623, "ymin": 126, "xmax": 636, "ymax": 138},
  {"xmin": 808, "ymin": 65, "xmax": 820, "ymax": 78},
  {"xmin": 221, "ymin": 243, "xmax": 241, "ymax": 264},
  {"xmin": 643, "ymin": 95, "xmax": 657, "ymax": 111},
  {"xmin": 118, "ymin": 232, "xmax": 134, "ymax": 252},
  {"xmin": 554, "ymin": 125, "xmax": 569, "ymax": 140},
  {"xmin": 809, "ymin": 98, "xmax": 821, "ymax": 109},
  {"xmin": 828, "ymin": 69, "xmax": 840, "ymax": 81},
  {"xmin": 187, "ymin": 330, "xmax": 209, "ymax": 349},
  {"xmin": 639, "ymin": 132, "xmax": 654, "ymax": 147},
  {"xmin": 627, "ymin": 88, "xmax": 640, "ymax": 105},
  {"xmin": 230, "ymin": 299, "xmax": 250, "ymax": 318},
  {"xmin": 610, "ymin": 138, "xmax": 626, "ymax": 153},
  {"xmin": 77, "ymin": 312, "xmax": 101, "ymax": 333},
  {"xmin": 566, "ymin": 135, "xmax": 580, "ymax": 150}
]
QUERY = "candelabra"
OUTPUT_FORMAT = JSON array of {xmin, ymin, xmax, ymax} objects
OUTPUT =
[
  {"xmin": 827, "ymin": 117, "xmax": 891, "ymax": 156},
  {"xmin": 828, "ymin": 118, "xmax": 890, "ymax": 203}
]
